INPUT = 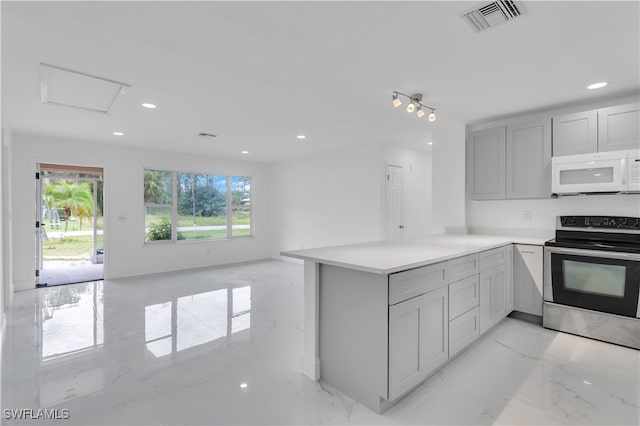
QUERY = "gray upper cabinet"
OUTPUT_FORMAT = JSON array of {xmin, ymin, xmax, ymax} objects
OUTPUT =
[
  {"xmin": 506, "ymin": 119, "xmax": 552, "ymax": 199},
  {"xmin": 467, "ymin": 126, "xmax": 506, "ymax": 200},
  {"xmin": 598, "ymin": 103, "xmax": 640, "ymax": 152},
  {"xmin": 552, "ymin": 110, "xmax": 598, "ymax": 156}
]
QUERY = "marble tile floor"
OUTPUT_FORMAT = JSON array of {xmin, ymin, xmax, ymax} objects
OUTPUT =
[{"xmin": 1, "ymin": 259, "xmax": 638, "ymax": 425}]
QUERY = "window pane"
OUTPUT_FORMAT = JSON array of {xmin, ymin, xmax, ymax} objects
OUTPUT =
[
  {"xmin": 145, "ymin": 207, "xmax": 173, "ymax": 241},
  {"xmin": 177, "ymin": 173, "xmax": 227, "ymax": 240},
  {"xmin": 144, "ymin": 170, "xmax": 172, "ymax": 204},
  {"xmin": 231, "ymin": 176, "xmax": 251, "ymax": 236}
]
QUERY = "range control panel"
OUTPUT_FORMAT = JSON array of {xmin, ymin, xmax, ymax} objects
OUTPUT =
[{"xmin": 559, "ymin": 216, "xmax": 640, "ymax": 230}]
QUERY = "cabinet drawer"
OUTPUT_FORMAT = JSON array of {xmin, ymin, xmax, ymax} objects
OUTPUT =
[
  {"xmin": 449, "ymin": 307, "xmax": 480, "ymax": 357},
  {"xmin": 446, "ymin": 254, "xmax": 479, "ymax": 282},
  {"xmin": 389, "ymin": 262, "xmax": 447, "ymax": 305},
  {"xmin": 449, "ymin": 275, "xmax": 479, "ymax": 320},
  {"xmin": 479, "ymin": 246, "xmax": 506, "ymax": 271}
]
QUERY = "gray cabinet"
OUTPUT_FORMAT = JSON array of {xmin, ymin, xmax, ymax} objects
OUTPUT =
[
  {"xmin": 513, "ymin": 244, "xmax": 543, "ymax": 316},
  {"xmin": 467, "ymin": 126, "xmax": 506, "ymax": 200},
  {"xmin": 479, "ymin": 264, "xmax": 506, "ymax": 334},
  {"xmin": 598, "ymin": 103, "xmax": 640, "ymax": 152},
  {"xmin": 552, "ymin": 110, "xmax": 598, "ymax": 156},
  {"xmin": 506, "ymin": 119, "xmax": 552, "ymax": 198},
  {"xmin": 388, "ymin": 286, "xmax": 448, "ymax": 400}
]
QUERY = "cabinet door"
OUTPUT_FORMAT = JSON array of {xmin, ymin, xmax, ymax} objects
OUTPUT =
[
  {"xmin": 598, "ymin": 103, "xmax": 640, "ymax": 152},
  {"xmin": 552, "ymin": 110, "xmax": 598, "ymax": 156},
  {"xmin": 506, "ymin": 119, "xmax": 552, "ymax": 199},
  {"xmin": 388, "ymin": 287, "xmax": 448, "ymax": 400},
  {"xmin": 479, "ymin": 265, "xmax": 506, "ymax": 334},
  {"xmin": 513, "ymin": 244, "xmax": 543, "ymax": 316},
  {"xmin": 467, "ymin": 127, "xmax": 506, "ymax": 200}
]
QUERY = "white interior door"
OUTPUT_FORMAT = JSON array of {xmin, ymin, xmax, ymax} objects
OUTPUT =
[{"xmin": 385, "ymin": 165, "xmax": 404, "ymax": 240}]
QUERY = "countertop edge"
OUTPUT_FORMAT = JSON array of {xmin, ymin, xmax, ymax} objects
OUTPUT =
[{"xmin": 280, "ymin": 235, "xmax": 547, "ymax": 275}]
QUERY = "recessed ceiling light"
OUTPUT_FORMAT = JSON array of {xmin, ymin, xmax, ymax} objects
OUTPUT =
[
  {"xmin": 113, "ymin": 132, "xmax": 124, "ymax": 136},
  {"xmin": 296, "ymin": 135, "xmax": 306, "ymax": 139},
  {"xmin": 142, "ymin": 103, "xmax": 157, "ymax": 109},
  {"xmin": 241, "ymin": 150, "xmax": 249, "ymax": 154},
  {"xmin": 587, "ymin": 82, "xmax": 607, "ymax": 90},
  {"xmin": 240, "ymin": 383, "xmax": 248, "ymax": 389},
  {"xmin": 427, "ymin": 142, "xmax": 433, "ymax": 145}
]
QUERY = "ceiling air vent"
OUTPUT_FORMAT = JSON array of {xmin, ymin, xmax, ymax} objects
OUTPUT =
[{"xmin": 461, "ymin": 0, "xmax": 527, "ymax": 32}]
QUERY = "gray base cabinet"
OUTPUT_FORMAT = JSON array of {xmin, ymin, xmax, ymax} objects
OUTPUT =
[
  {"xmin": 389, "ymin": 286, "xmax": 448, "ymax": 400},
  {"xmin": 513, "ymin": 244, "xmax": 543, "ymax": 316},
  {"xmin": 318, "ymin": 244, "xmax": 514, "ymax": 414},
  {"xmin": 479, "ymin": 265, "xmax": 506, "ymax": 334}
]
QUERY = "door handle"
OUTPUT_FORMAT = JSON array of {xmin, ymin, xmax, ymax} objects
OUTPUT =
[{"xmin": 399, "ymin": 225, "xmax": 405, "ymax": 229}]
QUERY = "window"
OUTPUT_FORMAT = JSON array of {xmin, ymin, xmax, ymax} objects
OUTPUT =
[
  {"xmin": 144, "ymin": 170, "xmax": 174, "ymax": 242},
  {"xmin": 231, "ymin": 176, "xmax": 251, "ymax": 237},
  {"xmin": 144, "ymin": 169, "xmax": 251, "ymax": 243},
  {"xmin": 177, "ymin": 173, "xmax": 227, "ymax": 240}
]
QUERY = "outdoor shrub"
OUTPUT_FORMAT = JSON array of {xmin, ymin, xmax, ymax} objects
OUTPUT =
[{"xmin": 147, "ymin": 217, "xmax": 184, "ymax": 241}]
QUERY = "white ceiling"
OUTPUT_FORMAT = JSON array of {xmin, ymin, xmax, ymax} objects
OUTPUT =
[{"xmin": 2, "ymin": 1, "xmax": 639, "ymax": 162}]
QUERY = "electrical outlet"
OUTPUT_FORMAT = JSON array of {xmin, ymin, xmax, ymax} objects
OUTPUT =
[{"xmin": 522, "ymin": 210, "xmax": 532, "ymax": 222}]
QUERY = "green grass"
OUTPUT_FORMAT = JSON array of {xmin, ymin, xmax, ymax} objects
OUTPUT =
[
  {"xmin": 43, "ymin": 234, "xmax": 104, "ymax": 257},
  {"xmin": 146, "ymin": 211, "xmax": 250, "ymax": 227},
  {"xmin": 43, "ymin": 216, "xmax": 104, "ymax": 232}
]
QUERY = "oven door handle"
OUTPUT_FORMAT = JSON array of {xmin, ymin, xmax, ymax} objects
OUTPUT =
[{"xmin": 545, "ymin": 246, "xmax": 640, "ymax": 261}]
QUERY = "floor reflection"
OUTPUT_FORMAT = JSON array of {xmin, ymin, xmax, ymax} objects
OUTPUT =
[
  {"xmin": 40, "ymin": 281, "xmax": 104, "ymax": 360},
  {"xmin": 144, "ymin": 286, "xmax": 251, "ymax": 357}
]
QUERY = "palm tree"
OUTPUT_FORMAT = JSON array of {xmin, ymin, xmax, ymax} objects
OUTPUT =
[{"xmin": 46, "ymin": 180, "xmax": 94, "ymax": 231}]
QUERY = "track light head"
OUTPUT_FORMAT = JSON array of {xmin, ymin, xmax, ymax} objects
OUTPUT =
[
  {"xmin": 416, "ymin": 105, "xmax": 425, "ymax": 118},
  {"xmin": 428, "ymin": 111, "xmax": 436, "ymax": 122},
  {"xmin": 406, "ymin": 103, "xmax": 415, "ymax": 113},
  {"xmin": 392, "ymin": 93, "xmax": 402, "ymax": 108}
]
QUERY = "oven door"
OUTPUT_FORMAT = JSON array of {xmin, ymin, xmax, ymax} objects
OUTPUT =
[{"xmin": 544, "ymin": 246, "xmax": 640, "ymax": 318}]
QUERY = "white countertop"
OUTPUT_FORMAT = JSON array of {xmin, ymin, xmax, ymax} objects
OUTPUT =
[{"xmin": 281, "ymin": 234, "xmax": 550, "ymax": 275}]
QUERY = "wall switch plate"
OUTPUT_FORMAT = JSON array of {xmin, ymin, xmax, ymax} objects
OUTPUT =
[{"xmin": 522, "ymin": 210, "xmax": 532, "ymax": 222}]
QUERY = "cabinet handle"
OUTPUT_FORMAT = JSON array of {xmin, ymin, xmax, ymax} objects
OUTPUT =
[{"xmin": 520, "ymin": 251, "xmax": 535, "ymax": 254}]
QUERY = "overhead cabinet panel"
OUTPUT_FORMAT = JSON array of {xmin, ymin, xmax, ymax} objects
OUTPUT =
[
  {"xmin": 598, "ymin": 103, "xmax": 640, "ymax": 152},
  {"xmin": 552, "ymin": 110, "xmax": 598, "ymax": 156},
  {"xmin": 506, "ymin": 119, "xmax": 552, "ymax": 199},
  {"xmin": 467, "ymin": 126, "xmax": 506, "ymax": 200}
]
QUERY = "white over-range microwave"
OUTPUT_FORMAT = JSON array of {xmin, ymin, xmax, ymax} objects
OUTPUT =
[{"xmin": 552, "ymin": 149, "xmax": 640, "ymax": 195}]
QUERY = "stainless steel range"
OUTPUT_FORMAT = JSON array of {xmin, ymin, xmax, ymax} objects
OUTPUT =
[{"xmin": 543, "ymin": 215, "xmax": 640, "ymax": 349}]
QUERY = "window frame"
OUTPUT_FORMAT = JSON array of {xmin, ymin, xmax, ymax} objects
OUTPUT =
[{"xmin": 143, "ymin": 168, "xmax": 252, "ymax": 244}]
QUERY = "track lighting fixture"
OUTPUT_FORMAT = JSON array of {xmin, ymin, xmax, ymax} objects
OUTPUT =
[
  {"xmin": 392, "ymin": 93, "xmax": 402, "ymax": 108},
  {"xmin": 391, "ymin": 91, "xmax": 437, "ymax": 122}
]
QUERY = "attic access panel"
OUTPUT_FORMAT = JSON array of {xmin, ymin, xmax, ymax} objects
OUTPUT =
[{"xmin": 40, "ymin": 63, "xmax": 130, "ymax": 113}]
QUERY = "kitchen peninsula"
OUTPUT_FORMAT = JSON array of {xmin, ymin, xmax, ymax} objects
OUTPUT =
[{"xmin": 281, "ymin": 234, "xmax": 548, "ymax": 413}]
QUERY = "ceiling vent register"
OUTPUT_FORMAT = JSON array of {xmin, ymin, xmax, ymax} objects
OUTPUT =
[{"xmin": 461, "ymin": 0, "xmax": 527, "ymax": 32}]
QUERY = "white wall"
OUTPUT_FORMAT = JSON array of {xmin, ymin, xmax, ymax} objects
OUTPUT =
[
  {"xmin": 0, "ymin": 129, "xmax": 5, "ymax": 337},
  {"xmin": 269, "ymin": 142, "xmax": 384, "ymax": 257},
  {"xmin": 269, "ymin": 141, "xmax": 433, "ymax": 258},
  {"xmin": 431, "ymin": 119, "xmax": 467, "ymax": 234},
  {"xmin": 468, "ymin": 196, "xmax": 640, "ymax": 236},
  {"xmin": 466, "ymin": 94, "xmax": 640, "ymax": 236},
  {"xmin": 10, "ymin": 133, "xmax": 271, "ymax": 291}
]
